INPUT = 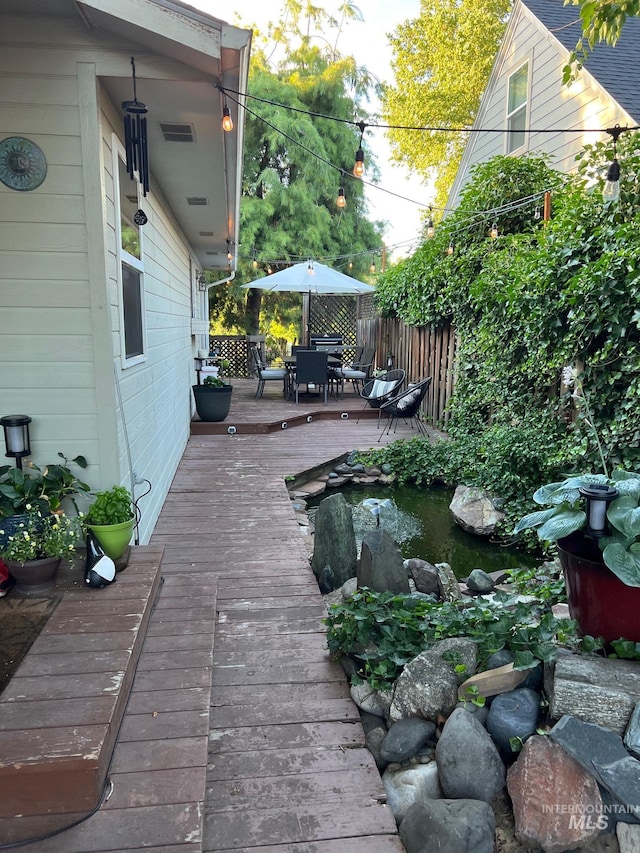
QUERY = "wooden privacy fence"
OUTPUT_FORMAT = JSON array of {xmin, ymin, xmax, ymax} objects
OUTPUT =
[{"xmin": 357, "ymin": 317, "xmax": 457, "ymax": 426}]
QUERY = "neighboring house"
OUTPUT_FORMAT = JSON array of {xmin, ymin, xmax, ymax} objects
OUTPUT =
[
  {"xmin": 447, "ymin": 0, "xmax": 640, "ymax": 209},
  {"xmin": 0, "ymin": 0, "xmax": 251, "ymax": 542}
]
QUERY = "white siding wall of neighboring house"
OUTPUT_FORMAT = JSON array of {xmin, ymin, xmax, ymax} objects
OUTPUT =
[{"xmin": 448, "ymin": 3, "xmax": 635, "ymax": 209}]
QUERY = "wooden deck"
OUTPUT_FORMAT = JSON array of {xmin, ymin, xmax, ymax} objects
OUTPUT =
[{"xmin": 3, "ymin": 380, "xmax": 432, "ymax": 851}]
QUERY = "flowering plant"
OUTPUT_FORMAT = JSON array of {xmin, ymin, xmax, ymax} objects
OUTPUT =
[{"xmin": 0, "ymin": 511, "xmax": 82, "ymax": 563}]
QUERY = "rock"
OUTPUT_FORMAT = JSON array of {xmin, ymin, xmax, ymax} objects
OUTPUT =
[
  {"xmin": 485, "ymin": 649, "xmax": 543, "ymax": 692},
  {"xmin": 406, "ymin": 559, "xmax": 442, "ymax": 597},
  {"xmin": 550, "ymin": 714, "xmax": 630, "ymax": 786},
  {"xmin": 358, "ymin": 528, "xmax": 410, "ymax": 594},
  {"xmin": 381, "ymin": 462, "xmax": 393, "ymax": 475},
  {"xmin": 310, "ymin": 493, "xmax": 357, "ymax": 591},
  {"xmin": 435, "ymin": 707, "xmax": 505, "ymax": 802},
  {"xmin": 296, "ymin": 480, "xmax": 326, "ymax": 498},
  {"xmin": 455, "ymin": 700, "xmax": 489, "ymax": 726},
  {"xmin": 399, "ymin": 798, "xmax": 495, "ymax": 853},
  {"xmin": 436, "ymin": 562, "xmax": 462, "ymax": 600},
  {"xmin": 597, "ymin": 756, "xmax": 640, "ymax": 822},
  {"xmin": 340, "ymin": 577, "xmax": 358, "ymax": 599},
  {"xmin": 334, "ymin": 462, "xmax": 353, "ymax": 475},
  {"xmin": 449, "ymin": 485, "xmax": 504, "ymax": 537},
  {"xmin": 359, "ymin": 709, "xmax": 387, "ymax": 735},
  {"xmin": 625, "ymin": 703, "xmax": 640, "ymax": 759},
  {"xmin": 390, "ymin": 638, "xmax": 477, "ymax": 722},
  {"xmin": 465, "ymin": 568, "xmax": 495, "ymax": 594},
  {"xmin": 486, "ymin": 687, "xmax": 541, "ymax": 764},
  {"xmin": 383, "ymin": 763, "xmax": 442, "ymax": 824},
  {"xmin": 507, "ymin": 734, "xmax": 603, "ymax": 852},
  {"xmin": 618, "ymin": 823, "xmax": 640, "ymax": 852},
  {"xmin": 326, "ymin": 476, "xmax": 348, "ymax": 487},
  {"xmin": 380, "ymin": 718, "xmax": 437, "ymax": 763},
  {"xmin": 350, "ymin": 680, "xmax": 393, "ymax": 718},
  {"xmin": 365, "ymin": 726, "xmax": 388, "ymax": 772},
  {"xmin": 549, "ymin": 653, "xmax": 640, "ymax": 734},
  {"xmin": 365, "ymin": 466, "xmax": 382, "ymax": 476}
]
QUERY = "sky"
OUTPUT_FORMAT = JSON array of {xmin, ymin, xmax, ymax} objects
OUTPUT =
[{"xmin": 191, "ymin": 0, "xmax": 428, "ymax": 260}]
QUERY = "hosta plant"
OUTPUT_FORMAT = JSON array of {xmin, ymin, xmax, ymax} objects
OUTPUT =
[{"xmin": 514, "ymin": 470, "xmax": 640, "ymax": 587}]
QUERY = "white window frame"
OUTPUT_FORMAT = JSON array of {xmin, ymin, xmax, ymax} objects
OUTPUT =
[
  {"xmin": 113, "ymin": 136, "xmax": 146, "ymax": 367},
  {"xmin": 506, "ymin": 61, "xmax": 529, "ymax": 155}
]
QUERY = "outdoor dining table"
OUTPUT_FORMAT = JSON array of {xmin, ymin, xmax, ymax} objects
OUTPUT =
[{"xmin": 283, "ymin": 353, "xmax": 342, "ymax": 400}]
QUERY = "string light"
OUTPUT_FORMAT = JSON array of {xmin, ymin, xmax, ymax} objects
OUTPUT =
[
  {"xmin": 490, "ymin": 222, "xmax": 499, "ymax": 239},
  {"xmin": 603, "ymin": 124, "xmax": 623, "ymax": 202},
  {"xmin": 337, "ymin": 176, "xmax": 346, "ymax": 208},
  {"xmin": 426, "ymin": 207, "xmax": 435, "ymax": 238},
  {"xmin": 354, "ymin": 121, "xmax": 366, "ymax": 178},
  {"xmin": 370, "ymin": 255, "xmax": 376, "ymax": 273},
  {"xmin": 307, "ymin": 259, "xmax": 315, "ymax": 275},
  {"xmin": 447, "ymin": 243, "xmax": 454, "ymax": 255},
  {"xmin": 222, "ymin": 105, "xmax": 234, "ymax": 132},
  {"xmin": 227, "ymin": 239, "xmax": 233, "ymax": 263}
]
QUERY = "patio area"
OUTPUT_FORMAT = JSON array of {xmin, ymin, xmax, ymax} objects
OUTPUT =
[{"xmin": 0, "ymin": 384, "xmax": 436, "ymax": 850}]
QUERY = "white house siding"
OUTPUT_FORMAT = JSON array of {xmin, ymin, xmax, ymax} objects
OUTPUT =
[
  {"xmin": 447, "ymin": 2, "xmax": 635, "ymax": 209},
  {"xmin": 101, "ymin": 101, "xmax": 193, "ymax": 544},
  {"xmin": 0, "ymin": 12, "xmax": 203, "ymax": 543}
]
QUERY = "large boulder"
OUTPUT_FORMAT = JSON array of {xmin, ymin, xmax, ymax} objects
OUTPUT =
[
  {"xmin": 311, "ymin": 493, "xmax": 357, "ymax": 591},
  {"xmin": 399, "ymin": 798, "xmax": 496, "ymax": 853},
  {"xmin": 435, "ymin": 707, "xmax": 506, "ymax": 802},
  {"xmin": 358, "ymin": 528, "xmax": 410, "ymax": 594},
  {"xmin": 449, "ymin": 485, "xmax": 504, "ymax": 537},
  {"xmin": 390, "ymin": 638, "xmax": 477, "ymax": 722}
]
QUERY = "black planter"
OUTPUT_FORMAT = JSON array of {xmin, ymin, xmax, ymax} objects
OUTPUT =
[{"xmin": 192, "ymin": 384, "xmax": 233, "ymax": 422}]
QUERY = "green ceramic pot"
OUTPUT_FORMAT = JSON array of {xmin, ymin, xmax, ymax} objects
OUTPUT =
[{"xmin": 85, "ymin": 517, "xmax": 135, "ymax": 561}]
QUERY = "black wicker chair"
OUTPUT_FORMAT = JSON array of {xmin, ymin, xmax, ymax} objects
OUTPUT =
[{"xmin": 378, "ymin": 378, "xmax": 432, "ymax": 441}]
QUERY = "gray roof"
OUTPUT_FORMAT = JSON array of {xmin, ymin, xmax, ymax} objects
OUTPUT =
[{"xmin": 522, "ymin": 0, "xmax": 640, "ymax": 123}]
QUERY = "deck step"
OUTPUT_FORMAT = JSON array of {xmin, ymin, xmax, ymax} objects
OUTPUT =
[{"xmin": 0, "ymin": 546, "xmax": 163, "ymax": 845}]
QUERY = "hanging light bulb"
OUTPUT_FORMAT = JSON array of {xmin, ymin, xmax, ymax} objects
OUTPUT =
[
  {"xmin": 252, "ymin": 256, "xmax": 258, "ymax": 269},
  {"xmin": 267, "ymin": 265, "xmax": 272, "ymax": 274},
  {"xmin": 353, "ymin": 121, "xmax": 366, "ymax": 178},
  {"xmin": 222, "ymin": 105, "xmax": 233, "ymax": 132},
  {"xmin": 603, "ymin": 158, "xmax": 621, "ymax": 202},
  {"xmin": 226, "ymin": 239, "xmax": 233, "ymax": 263},
  {"xmin": 307, "ymin": 260, "xmax": 315, "ymax": 275},
  {"xmin": 370, "ymin": 256, "xmax": 376, "ymax": 274},
  {"xmin": 447, "ymin": 243, "xmax": 454, "ymax": 256},
  {"xmin": 348, "ymin": 261, "xmax": 353, "ymax": 270},
  {"xmin": 337, "ymin": 184, "xmax": 346, "ymax": 208},
  {"xmin": 534, "ymin": 206, "xmax": 541, "ymax": 220},
  {"xmin": 426, "ymin": 208, "xmax": 435, "ymax": 239},
  {"xmin": 603, "ymin": 124, "xmax": 623, "ymax": 203},
  {"xmin": 490, "ymin": 222, "xmax": 499, "ymax": 239}
]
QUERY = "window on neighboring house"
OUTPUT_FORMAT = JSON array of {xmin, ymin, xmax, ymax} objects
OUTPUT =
[
  {"xmin": 116, "ymin": 150, "xmax": 145, "ymax": 363},
  {"xmin": 506, "ymin": 63, "xmax": 528, "ymax": 154}
]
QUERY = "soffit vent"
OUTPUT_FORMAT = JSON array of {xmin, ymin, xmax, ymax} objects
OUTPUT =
[
  {"xmin": 199, "ymin": 231, "xmax": 214, "ymax": 237},
  {"xmin": 160, "ymin": 122, "xmax": 195, "ymax": 142},
  {"xmin": 187, "ymin": 197, "xmax": 208, "ymax": 206}
]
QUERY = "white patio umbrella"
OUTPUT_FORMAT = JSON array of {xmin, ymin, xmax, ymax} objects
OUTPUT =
[
  {"xmin": 242, "ymin": 261, "xmax": 375, "ymax": 344},
  {"xmin": 241, "ymin": 261, "xmax": 375, "ymax": 295}
]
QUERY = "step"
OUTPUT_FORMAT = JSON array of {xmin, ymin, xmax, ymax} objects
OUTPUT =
[{"xmin": 0, "ymin": 546, "xmax": 163, "ymax": 845}]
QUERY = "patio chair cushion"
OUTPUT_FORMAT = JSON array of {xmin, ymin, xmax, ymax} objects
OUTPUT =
[
  {"xmin": 396, "ymin": 385, "xmax": 422, "ymax": 412},
  {"xmin": 260, "ymin": 367, "xmax": 287, "ymax": 379},
  {"xmin": 369, "ymin": 378, "xmax": 397, "ymax": 399}
]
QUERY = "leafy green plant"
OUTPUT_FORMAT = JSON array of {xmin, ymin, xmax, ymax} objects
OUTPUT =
[
  {"xmin": 0, "ymin": 511, "xmax": 82, "ymax": 561},
  {"xmin": 0, "ymin": 454, "xmax": 90, "ymax": 519},
  {"xmin": 325, "ymin": 587, "xmax": 589, "ymax": 691},
  {"xmin": 202, "ymin": 375, "xmax": 227, "ymax": 389},
  {"xmin": 84, "ymin": 486, "xmax": 134, "ymax": 526},
  {"xmin": 514, "ymin": 469, "xmax": 640, "ymax": 586}
]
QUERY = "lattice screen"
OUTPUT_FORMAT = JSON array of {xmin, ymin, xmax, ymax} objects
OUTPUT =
[
  {"xmin": 309, "ymin": 295, "xmax": 357, "ymax": 345},
  {"xmin": 209, "ymin": 336, "xmax": 250, "ymax": 377}
]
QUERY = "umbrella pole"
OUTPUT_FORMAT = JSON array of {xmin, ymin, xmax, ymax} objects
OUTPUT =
[{"xmin": 303, "ymin": 292, "xmax": 310, "ymax": 346}]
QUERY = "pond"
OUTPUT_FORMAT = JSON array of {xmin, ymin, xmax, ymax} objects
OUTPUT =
[{"xmin": 307, "ymin": 482, "xmax": 538, "ymax": 579}]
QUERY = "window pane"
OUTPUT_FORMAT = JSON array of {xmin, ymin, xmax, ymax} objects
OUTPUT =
[
  {"xmin": 122, "ymin": 264, "xmax": 143, "ymax": 358},
  {"xmin": 508, "ymin": 65, "xmax": 528, "ymax": 112},
  {"xmin": 508, "ymin": 106, "xmax": 526, "ymax": 152},
  {"xmin": 119, "ymin": 158, "xmax": 141, "ymax": 260}
]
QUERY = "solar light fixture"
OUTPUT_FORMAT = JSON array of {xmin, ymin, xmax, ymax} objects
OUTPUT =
[
  {"xmin": 579, "ymin": 484, "xmax": 619, "ymax": 536},
  {"xmin": 1, "ymin": 414, "xmax": 32, "ymax": 469}
]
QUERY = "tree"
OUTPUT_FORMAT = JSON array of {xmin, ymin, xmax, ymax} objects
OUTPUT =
[
  {"xmin": 215, "ymin": 8, "xmax": 384, "ymax": 340},
  {"xmin": 563, "ymin": 0, "xmax": 640, "ymax": 81},
  {"xmin": 380, "ymin": 0, "xmax": 511, "ymax": 209}
]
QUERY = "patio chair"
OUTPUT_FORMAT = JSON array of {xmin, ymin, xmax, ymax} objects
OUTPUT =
[
  {"xmin": 250, "ymin": 347, "xmax": 288, "ymax": 400},
  {"xmin": 333, "ymin": 346, "xmax": 375, "ymax": 396},
  {"xmin": 356, "ymin": 369, "xmax": 406, "ymax": 425},
  {"xmin": 292, "ymin": 350, "xmax": 329, "ymax": 404},
  {"xmin": 378, "ymin": 377, "xmax": 432, "ymax": 441}
]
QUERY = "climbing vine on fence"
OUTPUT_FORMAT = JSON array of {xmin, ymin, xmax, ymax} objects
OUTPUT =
[{"xmin": 374, "ymin": 136, "xmax": 640, "ymax": 482}]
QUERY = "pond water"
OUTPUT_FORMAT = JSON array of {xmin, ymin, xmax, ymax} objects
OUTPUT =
[{"xmin": 307, "ymin": 482, "xmax": 538, "ymax": 579}]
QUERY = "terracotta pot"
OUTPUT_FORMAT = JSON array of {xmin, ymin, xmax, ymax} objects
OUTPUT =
[
  {"xmin": 6, "ymin": 556, "xmax": 61, "ymax": 595},
  {"xmin": 557, "ymin": 532, "xmax": 640, "ymax": 644}
]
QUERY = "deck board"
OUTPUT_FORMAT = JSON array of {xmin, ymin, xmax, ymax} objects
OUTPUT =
[{"xmin": 12, "ymin": 379, "xmax": 441, "ymax": 851}]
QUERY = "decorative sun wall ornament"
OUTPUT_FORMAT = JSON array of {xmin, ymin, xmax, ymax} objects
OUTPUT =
[
  {"xmin": 122, "ymin": 56, "xmax": 150, "ymax": 197},
  {"xmin": 0, "ymin": 136, "xmax": 47, "ymax": 191}
]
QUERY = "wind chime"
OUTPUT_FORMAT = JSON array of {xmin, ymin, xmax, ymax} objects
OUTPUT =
[{"xmin": 122, "ymin": 56, "xmax": 149, "ymax": 225}]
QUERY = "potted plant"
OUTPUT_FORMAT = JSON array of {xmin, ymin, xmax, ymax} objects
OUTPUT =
[
  {"xmin": 0, "ymin": 453, "xmax": 90, "ymax": 548},
  {"xmin": 84, "ymin": 485, "xmax": 136, "ymax": 563},
  {"xmin": 192, "ymin": 359, "xmax": 233, "ymax": 422},
  {"xmin": 514, "ymin": 469, "xmax": 640, "ymax": 643},
  {"xmin": 0, "ymin": 510, "xmax": 82, "ymax": 594}
]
